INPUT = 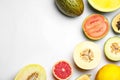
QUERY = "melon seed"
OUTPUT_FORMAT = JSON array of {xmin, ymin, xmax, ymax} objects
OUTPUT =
[
  {"xmin": 27, "ymin": 72, "xmax": 39, "ymax": 80},
  {"xmin": 116, "ymin": 19, "xmax": 120, "ymax": 30},
  {"xmin": 80, "ymin": 49, "xmax": 94, "ymax": 62}
]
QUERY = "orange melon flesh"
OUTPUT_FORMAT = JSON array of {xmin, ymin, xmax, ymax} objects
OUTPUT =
[
  {"xmin": 88, "ymin": 0, "xmax": 120, "ymax": 12},
  {"xmin": 83, "ymin": 14, "xmax": 109, "ymax": 40}
]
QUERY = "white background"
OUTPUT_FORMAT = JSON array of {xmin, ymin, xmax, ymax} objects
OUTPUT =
[{"xmin": 0, "ymin": 0, "xmax": 120, "ymax": 80}]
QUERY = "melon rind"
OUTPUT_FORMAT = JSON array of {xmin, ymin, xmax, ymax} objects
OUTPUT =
[
  {"xmin": 73, "ymin": 41, "xmax": 101, "ymax": 70},
  {"xmin": 55, "ymin": 0, "xmax": 84, "ymax": 17},
  {"xmin": 15, "ymin": 64, "xmax": 46, "ymax": 80},
  {"xmin": 88, "ymin": 0, "xmax": 120, "ymax": 12},
  {"xmin": 104, "ymin": 36, "xmax": 120, "ymax": 61}
]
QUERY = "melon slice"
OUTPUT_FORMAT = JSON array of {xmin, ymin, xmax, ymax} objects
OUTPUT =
[
  {"xmin": 15, "ymin": 64, "xmax": 46, "ymax": 80},
  {"xmin": 88, "ymin": 0, "xmax": 120, "ymax": 12},
  {"xmin": 52, "ymin": 60, "xmax": 72, "ymax": 80},
  {"xmin": 112, "ymin": 13, "xmax": 120, "ymax": 33},
  {"xmin": 73, "ymin": 41, "xmax": 101, "ymax": 70},
  {"xmin": 104, "ymin": 36, "xmax": 120, "ymax": 61},
  {"xmin": 82, "ymin": 14, "xmax": 109, "ymax": 40},
  {"xmin": 76, "ymin": 74, "xmax": 91, "ymax": 80}
]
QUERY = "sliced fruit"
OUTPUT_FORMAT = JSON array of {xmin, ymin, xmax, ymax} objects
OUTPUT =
[
  {"xmin": 73, "ymin": 41, "xmax": 101, "ymax": 70},
  {"xmin": 112, "ymin": 13, "xmax": 120, "ymax": 33},
  {"xmin": 52, "ymin": 60, "xmax": 72, "ymax": 80},
  {"xmin": 15, "ymin": 64, "xmax": 46, "ymax": 80},
  {"xmin": 95, "ymin": 64, "xmax": 120, "ymax": 80},
  {"xmin": 55, "ymin": 0, "xmax": 84, "ymax": 17},
  {"xmin": 88, "ymin": 0, "xmax": 120, "ymax": 12},
  {"xmin": 76, "ymin": 74, "xmax": 91, "ymax": 80},
  {"xmin": 104, "ymin": 36, "xmax": 120, "ymax": 61},
  {"xmin": 82, "ymin": 14, "xmax": 109, "ymax": 40}
]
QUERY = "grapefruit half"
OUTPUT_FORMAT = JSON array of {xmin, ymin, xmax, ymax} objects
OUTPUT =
[{"xmin": 52, "ymin": 60, "xmax": 72, "ymax": 80}]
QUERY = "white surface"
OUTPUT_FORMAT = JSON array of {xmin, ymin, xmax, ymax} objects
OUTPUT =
[{"xmin": 0, "ymin": 0, "xmax": 120, "ymax": 80}]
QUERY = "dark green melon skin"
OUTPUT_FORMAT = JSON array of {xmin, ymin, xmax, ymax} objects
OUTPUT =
[{"xmin": 55, "ymin": 0, "xmax": 84, "ymax": 17}]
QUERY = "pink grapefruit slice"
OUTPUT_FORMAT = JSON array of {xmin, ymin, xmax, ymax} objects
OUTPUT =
[
  {"xmin": 82, "ymin": 14, "xmax": 109, "ymax": 40},
  {"xmin": 52, "ymin": 60, "xmax": 72, "ymax": 80}
]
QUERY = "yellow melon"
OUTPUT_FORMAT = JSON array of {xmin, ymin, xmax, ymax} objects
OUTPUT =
[{"xmin": 88, "ymin": 0, "xmax": 120, "ymax": 12}]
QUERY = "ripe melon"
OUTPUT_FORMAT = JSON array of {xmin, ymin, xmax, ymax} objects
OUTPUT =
[
  {"xmin": 55, "ymin": 0, "xmax": 84, "ymax": 17},
  {"xmin": 88, "ymin": 0, "xmax": 120, "ymax": 12},
  {"xmin": 15, "ymin": 64, "xmax": 46, "ymax": 80},
  {"xmin": 76, "ymin": 74, "xmax": 91, "ymax": 80},
  {"xmin": 73, "ymin": 41, "xmax": 101, "ymax": 70},
  {"xmin": 82, "ymin": 14, "xmax": 109, "ymax": 40},
  {"xmin": 104, "ymin": 36, "xmax": 120, "ymax": 61}
]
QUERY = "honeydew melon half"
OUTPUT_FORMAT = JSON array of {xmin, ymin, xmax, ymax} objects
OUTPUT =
[
  {"xmin": 15, "ymin": 64, "xmax": 46, "ymax": 80},
  {"xmin": 104, "ymin": 36, "xmax": 120, "ymax": 61},
  {"xmin": 73, "ymin": 41, "xmax": 101, "ymax": 70}
]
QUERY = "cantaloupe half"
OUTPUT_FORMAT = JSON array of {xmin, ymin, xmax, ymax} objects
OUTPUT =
[{"xmin": 88, "ymin": 0, "xmax": 120, "ymax": 12}]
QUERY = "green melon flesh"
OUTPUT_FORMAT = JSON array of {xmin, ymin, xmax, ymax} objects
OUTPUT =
[{"xmin": 104, "ymin": 36, "xmax": 120, "ymax": 61}]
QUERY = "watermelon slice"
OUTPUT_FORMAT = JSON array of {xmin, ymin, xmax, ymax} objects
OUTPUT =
[{"xmin": 52, "ymin": 60, "xmax": 72, "ymax": 80}]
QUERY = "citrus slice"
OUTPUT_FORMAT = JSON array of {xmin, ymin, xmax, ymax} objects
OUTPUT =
[
  {"xmin": 82, "ymin": 14, "xmax": 109, "ymax": 40},
  {"xmin": 104, "ymin": 36, "xmax": 120, "ymax": 61},
  {"xmin": 52, "ymin": 60, "xmax": 72, "ymax": 80},
  {"xmin": 88, "ymin": 0, "xmax": 120, "ymax": 12},
  {"xmin": 15, "ymin": 64, "xmax": 46, "ymax": 80},
  {"xmin": 73, "ymin": 41, "xmax": 101, "ymax": 70}
]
